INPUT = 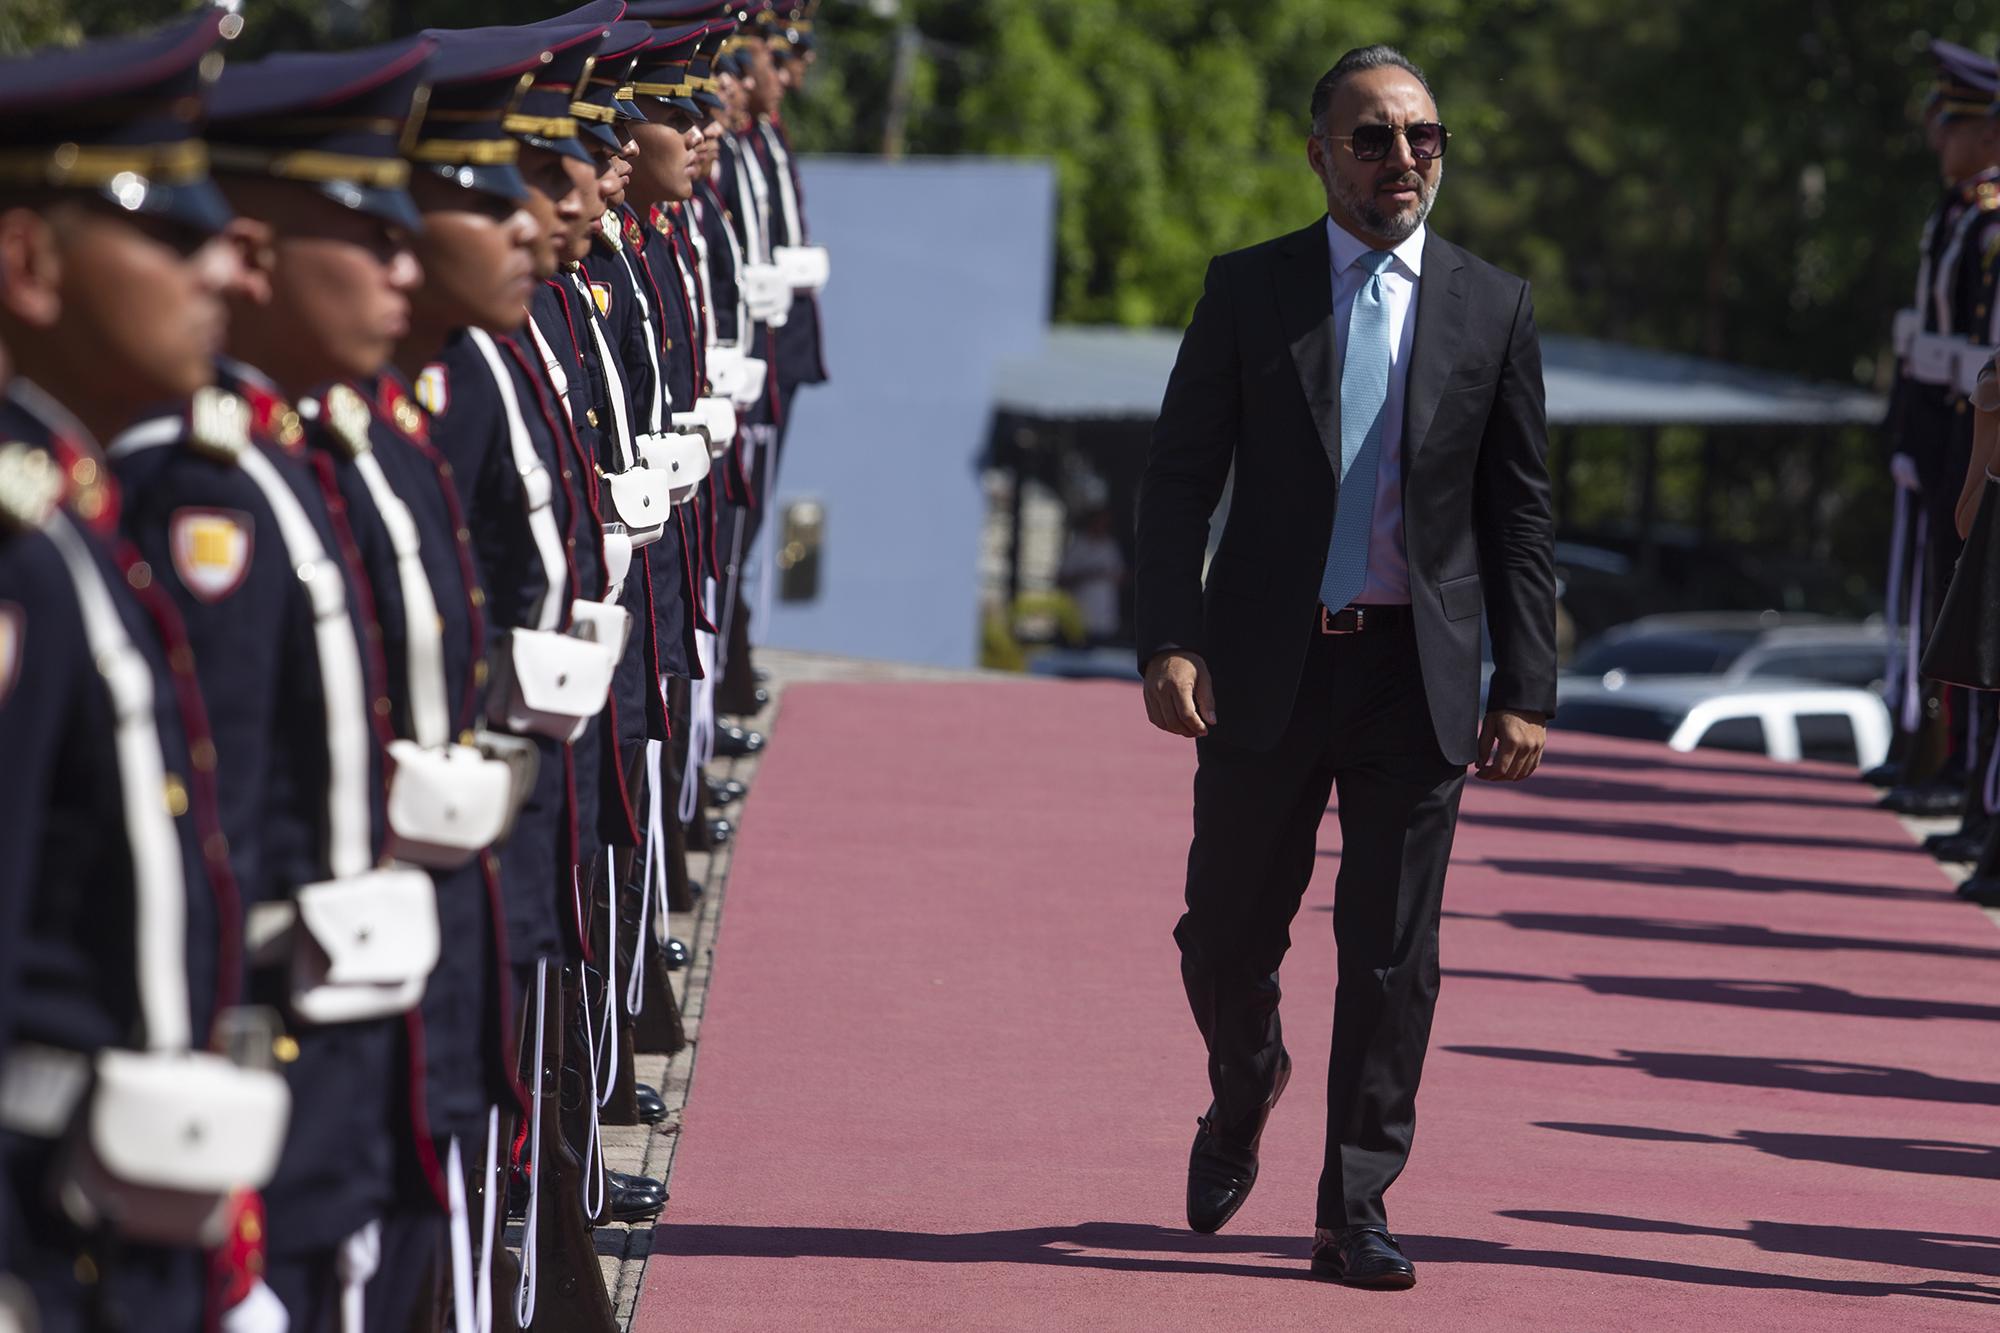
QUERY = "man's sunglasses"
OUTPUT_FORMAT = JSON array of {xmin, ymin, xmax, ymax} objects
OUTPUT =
[{"xmin": 1326, "ymin": 122, "xmax": 1449, "ymax": 163}]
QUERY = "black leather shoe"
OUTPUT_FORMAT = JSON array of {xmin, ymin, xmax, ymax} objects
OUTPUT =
[
  {"xmin": 1859, "ymin": 761, "xmax": 1900, "ymax": 787},
  {"xmin": 705, "ymin": 775, "xmax": 746, "ymax": 807},
  {"xmin": 684, "ymin": 816, "xmax": 733, "ymax": 852},
  {"xmin": 1311, "ymin": 1227, "xmax": 1416, "ymax": 1290},
  {"xmin": 1185, "ymin": 1054, "xmax": 1291, "ymax": 1234},
  {"xmin": 1957, "ymin": 876, "xmax": 2000, "ymax": 906},
  {"xmin": 635, "ymin": 1083, "xmax": 668, "ymax": 1125},
  {"xmin": 712, "ymin": 724, "xmax": 765, "ymax": 758},
  {"xmin": 1931, "ymin": 833, "xmax": 1986, "ymax": 862},
  {"xmin": 1880, "ymin": 782, "xmax": 1968, "ymax": 817},
  {"xmin": 607, "ymin": 1171, "xmax": 666, "ymax": 1222},
  {"xmin": 663, "ymin": 937, "xmax": 691, "ymax": 971}
]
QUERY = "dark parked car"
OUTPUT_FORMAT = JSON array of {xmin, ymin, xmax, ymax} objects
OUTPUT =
[{"xmin": 1565, "ymin": 611, "xmax": 1890, "ymax": 692}]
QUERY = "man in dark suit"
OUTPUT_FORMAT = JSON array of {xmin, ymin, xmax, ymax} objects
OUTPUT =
[{"xmin": 1134, "ymin": 44, "xmax": 1557, "ymax": 1290}]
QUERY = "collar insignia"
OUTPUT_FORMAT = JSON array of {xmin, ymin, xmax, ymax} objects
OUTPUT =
[
  {"xmin": 0, "ymin": 443, "xmax": 61, "ymax": 532},
  {"xmin": 323, "ymin": 384, "xmax": 373, "ymax": 458},
  {"xmin": 189, "ymin": 388, "xmax": 250, "ymax": 464}
]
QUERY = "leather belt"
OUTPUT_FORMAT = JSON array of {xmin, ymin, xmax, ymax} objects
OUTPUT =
[{"xmin": 1319, "ymin": 603, "xmax": 1410, "ymax": 635}]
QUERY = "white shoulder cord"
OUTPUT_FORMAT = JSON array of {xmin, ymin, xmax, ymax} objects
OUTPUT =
[
  {"xmin": 514, "ymin": 958, "xmax": 548, "ymax": 1328},
  {"xmin": 687, "ymin": 206, "xmax": 718, "ymax": 359},
  {"xmin": 733, "ymin": 139, "xmax": 770, "ymax": 265},
  {"xmin": 760, "ymin": 121, "xmax": 805, "ymax": 248},
  {"xmin": 468, "ymin": 329, "xmax": 567, "ymax": 633},
  {"xmin": 615, "ymin": 243, "xmax": 669, "ymax": 429},
  {"xmin": 1933, "ymin": 205, "xmax": 1982, "ymax": 334},
  {"xmin": 710, "ymin": 191, "xmax": 753, "ymax": 352},
  {"xmin": 567, "ymin": 272, "xmax": 639, "ymax": 470},
  {"xmin": 234, "ymin": 446, "xmax": 375, "ymax": 881},
  {"xmin": 43, "ymin": 513, "xmax": 194, "ymax": 1054},
  {"xmin": 347, "ymin": 445, "xmax": 452, "ymax": 750}
]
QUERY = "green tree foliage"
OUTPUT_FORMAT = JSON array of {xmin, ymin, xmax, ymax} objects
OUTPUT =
[
  {"xmin": 6, "ymin": 0, "xmax": 1994, "ymax": 590},
  {"xmin": 794, "ymin": 0, "xmax": 1990, "ymax": 388}
]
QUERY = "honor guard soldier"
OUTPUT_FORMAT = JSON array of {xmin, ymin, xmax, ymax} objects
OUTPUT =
[
  {"xmin": 0, "ymin": 13, "xmax": 292, "ymax": 1331},
  {"xmin": 563, "ymin": 12, "xmax": 701, "ymax": 1125},
  {"xmin": 1879, "ymin": 40, "xmax": 2000, "ymax": 817},
  {"xmin": 109, "ymin": 35, "xmax": 448, "ymax": 1332},
  {"xmin": 623, "ymin": 14, "xmax": 749, "ymax": 861}
]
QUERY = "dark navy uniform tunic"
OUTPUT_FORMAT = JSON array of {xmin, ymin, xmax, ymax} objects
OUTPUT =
[
  {"xmin": 108, "ymin": 372, "xmax": 403, "ymax": 1261},
  {"xmin": 301, "ymin": 374, "xmax": 518, "ymax": 1155},
  {"xmin": 0, "ymin": 387, "xmax": 227, "ymax": 1332}
]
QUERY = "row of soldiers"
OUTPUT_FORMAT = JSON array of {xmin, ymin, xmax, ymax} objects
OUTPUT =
[
  {"xmin": 1876, "ymin": 39, "xmax": 2000, "ymax": 908},
  {"xmin": 0, "ymin": 1, "xmax": 828, "ymax": 1329}
]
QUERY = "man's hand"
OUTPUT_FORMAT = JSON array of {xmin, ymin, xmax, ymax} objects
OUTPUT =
[
  {"xmin": 1475, "ymin": 708, "xmax": 1546, "ymax": 782},
  {"xmin": 1142, "ymin": 651, "xmax": 1216, "ymax": 738},
  {"xmin": 1890, "ymin": 452, "xmax": 1922, "ymax": 494}
]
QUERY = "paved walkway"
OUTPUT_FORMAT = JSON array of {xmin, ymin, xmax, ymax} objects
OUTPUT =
[{"xmin": 626, "ymin": 676, "xmax": 2000, "ymax": 1330}]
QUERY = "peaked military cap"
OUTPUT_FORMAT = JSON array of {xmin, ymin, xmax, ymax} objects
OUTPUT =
[
  {"xmin": 503, "ymin": 17, "xmax": 614, "ymax": 164},
  {"xmin": 208, "ymin": 36, "xmax": 435, "ymax": 230},
  {"xmin": 409, "ymin": 28, "xmax": 557, "ymax": 201},
  {"xmin": 573, "ymin": 20, "xmax": 656, "ymax": 150},
  {"xmin": 1929, "ymin": 39, "xmax": 1998, "ymax": 121},
  {"xmin": 628, "ymin": 21, "xmax": 710, "ymax": 120},
  {"xmin": 626, "ymin": 1, "xmax": 732, "ymax": 110},
  {"xmin": 0, "ymin": 10, "xmax": 236, "ymax": 237},
  {"xmin": 688, "ymin": 18, "xmax": 738, "ymax": 113}
]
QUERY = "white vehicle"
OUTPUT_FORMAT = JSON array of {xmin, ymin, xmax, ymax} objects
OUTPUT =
[{"xmin": 1549, "ymin": 674, "xmax": 1891, "ymax": 769}]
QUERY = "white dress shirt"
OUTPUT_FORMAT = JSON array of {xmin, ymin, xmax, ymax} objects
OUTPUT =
[{"xmin": 1326, "ymin": 215, "xmax": 1425, "ymax": 606}]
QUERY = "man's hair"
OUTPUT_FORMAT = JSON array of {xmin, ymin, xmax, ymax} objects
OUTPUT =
[{"xmin": 1309, "ymin": 45, "xmax": 1434, "ymax": 136}]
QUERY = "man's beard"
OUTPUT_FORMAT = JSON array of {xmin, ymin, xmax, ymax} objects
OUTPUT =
[{"xmin": 1332, "ymin": 164, "xmax": 1439, "ymax": 243}]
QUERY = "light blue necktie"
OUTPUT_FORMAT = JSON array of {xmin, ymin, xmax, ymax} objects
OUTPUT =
[{"xmin": 1318, "ymin": 247, "xmax": 1396, "ymax": 613}]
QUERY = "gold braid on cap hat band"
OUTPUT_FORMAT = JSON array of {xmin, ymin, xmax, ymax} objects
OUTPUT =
[
  {"xmin": 631, "ymin": 79, "xmax": 694, "ymax": 98},
  {"xmin": 406, "ymin": 137, "xmax": 521, "ymax": 166},
  {"xmin": 1937, "ymin": 95, "xmax": 1994, "ymax": 118},
  {"xmin": 570, "ymin": 101, "xmax": 619, "ymax": 123},
  {"xmin": 503, "ymin": 112, "xmax": 579, "ymax": 138},
  {"xmin": 206, "ymin": 143, "xmax": 411, "ymax": 188},
  {"xmin": 0, "ymin": 138, "xmax": 209, "ymax": 187}
]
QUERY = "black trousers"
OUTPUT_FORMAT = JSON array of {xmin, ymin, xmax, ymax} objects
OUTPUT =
[{"xmin": 1176, "ymin": 620, "xmax": 1465, "ymax": 1231}]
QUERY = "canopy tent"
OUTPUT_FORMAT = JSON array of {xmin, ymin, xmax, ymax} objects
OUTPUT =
[
  {"xmin": 991, "ymin": 326, "xmax": 1886, "ymax": 427},
  {"xmin": 984, "ymin": 325, "xmax": 1890, "ymax": 644}
]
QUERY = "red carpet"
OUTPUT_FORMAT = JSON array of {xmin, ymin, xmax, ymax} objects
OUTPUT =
[{"xmin": 636, "ymin": 681, "xmax": 2000, "ymax": 1330}]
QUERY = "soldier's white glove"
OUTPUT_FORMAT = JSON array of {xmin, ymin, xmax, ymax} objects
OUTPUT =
[{"xmin": 1890, "ymin": 453, "xmax": 1922, "ymax": 493}]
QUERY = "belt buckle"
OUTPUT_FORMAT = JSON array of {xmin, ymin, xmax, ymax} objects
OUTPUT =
[{"xmin": 1320, "ymin": 605, "xmax": 1361, "ymax": 635}]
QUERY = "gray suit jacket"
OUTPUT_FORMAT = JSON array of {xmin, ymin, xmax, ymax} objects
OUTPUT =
[{"xmin": 1133, "ymin": 218, "xmax": 1558, "ymax": 764}]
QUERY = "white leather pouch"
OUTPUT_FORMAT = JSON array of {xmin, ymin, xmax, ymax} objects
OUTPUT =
[
  {"xmin": 491, "ymin": 626, "xmax": 618, "ymax": 740},
  {"xmin": 1909, "ymin": 332, "xmax": 1964, "ymax": 386},
  {"xmin": 569, "ymin": 597, "xmax": 632, "ymax": 661},
  {"xmin": 774, "ymin": 243, "xmax": 830, "ymax": 293},
  {"xmin": 57, "ymin": 1049, "xmax": 291, "ymax": 1247},
  {"xmin": 1891, "ymin": 308, "xmax": 1920, "ymax": 358},
  {"xmin": 742, "ymin": 263, "xmax": 794, "ymax": 326},
  {"xmin": 602, "ymin": 525, "xmax": 635, "ymax": 592},
  {"xmin": 289, "ymin": 868, "xmax": 440, "ymax": 1026},
  {"xmin": 600, "ymin": 468, "xmax": 671, "ymax": 542},
  {"xmin": 384, "ymin": 739, "xmax": 515, "ymax": 869},
  {"xmin": 473, "ymin": 728, "xmax": 541, "ymax": 838},
  {"xmin": 1954, "ymin": 344, "xmax": 1998, "ymax": 397},
  {"xmin": 674, "ymin": 398, "xmax": 738, "ymax": 457},
  {"xmin": 727, "ymin": 354, "xmax": 768, "ymax": 409},
  {"xmin": 638, "ymin": 431, "xmax": 711, "ymax": 505}
]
